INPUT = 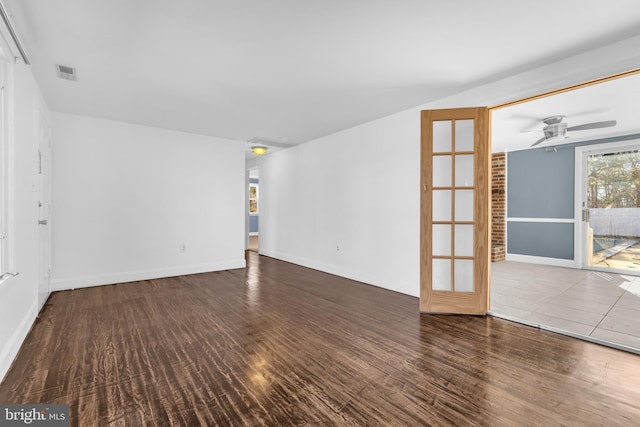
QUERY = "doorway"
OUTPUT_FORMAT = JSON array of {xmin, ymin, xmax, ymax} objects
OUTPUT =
[
  {"xmin": 489, "ymin": 69, "xmax": 640, "ymax": 353},
  {"xmin": 576, "ymin": 139, "xmax": 640, "ymax": 275},
  {"xmin": 248, "ymin": 168, "xmax": 259, "ymax": 252}
]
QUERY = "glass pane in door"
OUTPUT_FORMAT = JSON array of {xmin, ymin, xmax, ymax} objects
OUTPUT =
[
  {"xmin": 433, "ymin": 156, "xmax": 451, "ymax": 187},
  {"xmin": 432, "ymin": 190, "xmax": 451, "ymax": 221},
  {"xmin": 432, "ymin": 259, "xmax": 451, "ymax": 291},
  {"xmin": 455, "ymin": 155, "xmax": 474, "ymax": 186},
  {"xmin": 433, "ymin": 225, "xmax": 451, "ymax": 256},
  {"xmin": 433, "ymin": 121, "xmax": 452, "ymax": 152},
  {"xmin": 454, "ymin": 225, "xmax": 473, "ymax": 256},
  {"xmin": 455, "ymin": 120, "xmax": 474, "ymax": 151},
  {"xmin": 455, "ymin": 190, "xmax": 474, "ymax": 221},
  {"xmin": 454, "ymin": 260, "xmax": 474, "ymax": 292}
]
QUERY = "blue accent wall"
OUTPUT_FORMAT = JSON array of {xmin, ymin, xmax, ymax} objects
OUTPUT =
[
  {"xmin": 507, "ymin": 222, "xmax": 574, "ymax": 259},
  {"xmin": 249, "ymin": 215, "xmax": 259, "ymax": 233},
  {"xmin": 508, "ymin": 147, "xmax": 574, "ymax": 219},
  {"xmin": 507, "ymin": 147, "xmax": 575, "ymax": 259}
]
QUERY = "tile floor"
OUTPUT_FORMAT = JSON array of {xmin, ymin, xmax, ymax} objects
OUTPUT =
[{"xmin": 490, "ymin": 260, "xmax": 640, "ymax": 352}]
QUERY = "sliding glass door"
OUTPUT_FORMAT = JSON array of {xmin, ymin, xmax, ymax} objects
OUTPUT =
[{"xmin": 577, "ymin": 138, "xmax": 640, "ymax": 275}]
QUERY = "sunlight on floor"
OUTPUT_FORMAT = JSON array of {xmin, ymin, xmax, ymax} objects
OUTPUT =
[{"xmin": 620, "ymin": 275, "xmax": 640, "ymax": 298}]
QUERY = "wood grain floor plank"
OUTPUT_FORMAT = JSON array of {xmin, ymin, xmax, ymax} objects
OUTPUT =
[{"xmin": 1, "ymin": 251, "xmax": 639, "ymax": 425}]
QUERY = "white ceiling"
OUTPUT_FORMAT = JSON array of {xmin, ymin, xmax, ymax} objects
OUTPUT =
[
  {"xmin": 4, "ymin": 1, "xmax": 640, "ymax": 157},
  {"xmin": 492, "ymin": 71, "xmax": 640, "ymax": 152}
]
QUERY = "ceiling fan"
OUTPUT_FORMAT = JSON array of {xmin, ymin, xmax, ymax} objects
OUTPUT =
[{"xmin": 528, "ymin": 115, "xmax": 617, "ymax": 147}]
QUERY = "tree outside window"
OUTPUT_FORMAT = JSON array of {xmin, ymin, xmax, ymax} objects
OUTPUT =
[{"xmin": 588, "ymin": 150, "xmax": 640, "ymax": 208}]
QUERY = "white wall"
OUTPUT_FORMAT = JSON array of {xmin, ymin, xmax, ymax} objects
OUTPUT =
[
  {"xmin": 0, "ymin": 61, "xmax": 50, "ymax": 381},
  {"xmin": 260, "ymin": 112, "xmax": 420, "ymax": 295},
  {"xmin": 51, "ymin": 113, "xmax": 246, "ymax": 290},
  {"xmin": 259, "ymin": 35, "xmax": 640, "ymax": 298}
]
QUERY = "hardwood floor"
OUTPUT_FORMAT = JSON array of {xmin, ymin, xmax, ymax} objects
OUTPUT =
[
  {"xmin": 248, "ymin": 235, "xmax": 258, "ymax": 252},
  {"xmin": 1, "ymin": 252, "xmax": 639, "ymax": 426}
]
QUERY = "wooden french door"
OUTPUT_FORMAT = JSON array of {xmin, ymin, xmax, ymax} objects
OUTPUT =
[{"xmin": 420, "ymin": 107, "xmax": 490, "ymax": 314}]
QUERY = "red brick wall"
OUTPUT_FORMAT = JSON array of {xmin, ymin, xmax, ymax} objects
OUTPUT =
[{"xmin": 491, "ymin": 153, "xmax": 506, "ymax": 261}]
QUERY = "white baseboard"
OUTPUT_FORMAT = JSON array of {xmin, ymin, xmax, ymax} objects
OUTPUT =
[
  {"xmin": 50, "ymin": 259, "xmax": 246, "ymax": 291},
  {"xmin": 0, "ymin": 301, "xmax": 38, "ymax": 384},
  {"xmin": 505, "ymin": 253, "xmax": 577, "ymax": 268},
  {"xmin": 249, "ymin": 232, "xmax": 259, "ymax": 236},
  {"xmin": 258, "ymin": 248, "xmax": 419, "ymax": 298}
]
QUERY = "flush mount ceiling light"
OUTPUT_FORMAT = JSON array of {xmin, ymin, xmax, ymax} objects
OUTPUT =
[{"xmin": 251, "ymin": 146, "xmax": 267, "ymax": 156}]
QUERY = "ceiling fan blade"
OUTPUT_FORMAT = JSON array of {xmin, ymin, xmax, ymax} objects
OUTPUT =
[
  {"xmin": 567, "ymin": 120, "xmax": 617, "ymax": 132},
  {"xmin": 530, "ymin": 136, "xmax": 547, "ymax": 147}
]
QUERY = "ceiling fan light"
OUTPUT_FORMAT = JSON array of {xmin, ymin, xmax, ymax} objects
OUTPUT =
[
  {"xmin": 252, "ymin": 146, "xmax": 267, "ymax": 156},
  {"xmin": 543, "ymin": 122, "xmax": 568, "ymax": 139}
]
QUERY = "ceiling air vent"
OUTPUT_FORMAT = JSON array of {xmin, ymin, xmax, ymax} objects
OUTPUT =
[{"xmin": 56, "ymin": 64, "xmax": 77, "ymax": 81}]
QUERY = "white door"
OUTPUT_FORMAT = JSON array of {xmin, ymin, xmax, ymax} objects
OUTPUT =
[
  {"xmin": 37, "ymin": 110, "xmax": 51, "ymax": 308},
  {"xmin": 576, "ymin": 138, "xmax": 640, "ymax": 275}
]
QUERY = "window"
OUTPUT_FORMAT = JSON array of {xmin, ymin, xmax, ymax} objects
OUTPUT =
[{"xmin": 249, "ymin": 183, "xmax": 258, "ymax": 214}]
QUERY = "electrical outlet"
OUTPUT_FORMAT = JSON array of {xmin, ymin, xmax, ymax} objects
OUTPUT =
[
  {"xmin": 336, "ymin": 245, "xmax": 340, "ymax": 252},
  {"xmin": 179, "ymin": 244, "xmax": 186, "ymax": 253}
]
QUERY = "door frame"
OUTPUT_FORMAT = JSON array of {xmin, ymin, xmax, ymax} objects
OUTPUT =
[
  {"xmin": 489, "ymin": 68, "xmax": 640, "ymax": 272},
  {"xmin": 37, "ymin": 108, "xmax": 52, "ymax": 309},
  {"xmin": 575, "ymin": 137, "xmax": 640, "ymax": 275},
  {"xmin": 421, "ymin": 68, "xmax": 640, "ymax": 315}
]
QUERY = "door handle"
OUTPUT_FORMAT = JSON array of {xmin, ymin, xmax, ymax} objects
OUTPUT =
[{"xmin": 38, "ymin": 219, "xmax": 48, "ymax": 225}]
